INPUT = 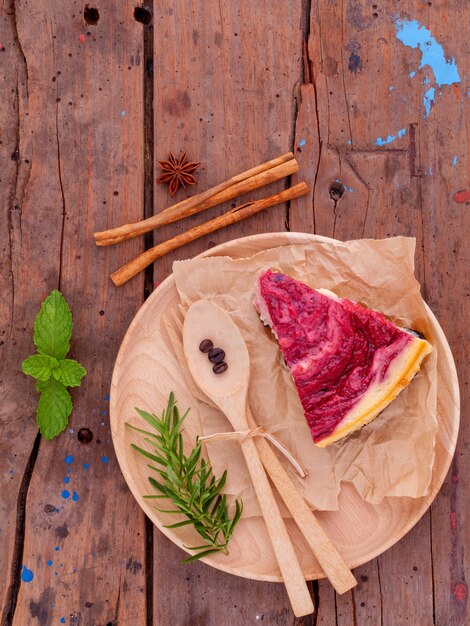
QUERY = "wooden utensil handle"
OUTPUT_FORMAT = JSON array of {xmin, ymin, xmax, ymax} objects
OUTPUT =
[
  {"xmin": 240, "ymin": 437, "xmax": 314, "ymax": 617},
  {"xmin": 254, "ymin": 436, "xmax": 357, "ymax": 594}
]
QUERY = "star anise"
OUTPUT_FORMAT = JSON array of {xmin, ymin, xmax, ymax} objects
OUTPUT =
[{"xmin": 156, "ymin": 151, "xmax": 200, "ymax": 197}]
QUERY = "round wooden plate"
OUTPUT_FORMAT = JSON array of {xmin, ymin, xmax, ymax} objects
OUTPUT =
[{"xmin": 110, "ymin": 232, "xmax": 460, "ymax": 582}]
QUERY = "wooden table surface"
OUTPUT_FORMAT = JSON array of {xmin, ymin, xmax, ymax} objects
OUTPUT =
[{"xmin": 1, "ymin": 1, "xmax": 468, "ymax": 625}]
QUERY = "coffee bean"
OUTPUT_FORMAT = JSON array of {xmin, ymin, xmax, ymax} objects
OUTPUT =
[
  {"xmin": 208, "ymin": 347, "xmax": 225, "ymax": 363},
  {"xmin": 213, "ymin": 361, "xmax": 228, "ymax": 374},
  {"xmin": 199, "ymin": 338, "xmax": 213, "ymax": 353}
]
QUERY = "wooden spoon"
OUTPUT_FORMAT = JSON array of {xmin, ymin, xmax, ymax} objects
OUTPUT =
[
  {"xmin": 246, "ymin": 408, "xmax": 357, "ymax": 594},
  {"xmin": 183, "ymin": 300, "xmax": 314, "ymax": 618}
]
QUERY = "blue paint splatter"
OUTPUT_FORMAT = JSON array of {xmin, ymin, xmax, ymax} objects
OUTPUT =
[
  {"xmin": 60, "ymin": 619, "xmax": 66, "ymax": 624},
  {"xmin": 396, "ymin": 19, "xmax": 460, "ymax": 86},
  {"xmin": 389, "ymin": 85, "xmax": 394, "ymax": 91},
  {"xmin": 47, "ymin": 559, "xmax": 53, "ymax": 566},
  {"xmin": 423, "ymin": 87, "xmax": 435, "ymax": 117},
  {"xmin": 55, "ymin": 546, "xmax": 60, "ymax": 551},
  {"xmin": 64, "ymin": 476, "xmax": 70, "ymax": 484},
  {"xmin": 409, "ymin": 71, "xmax": 416, "ymax": 78},
  {"xmin": 65, "ymin": 455, "xmax": 73, "ymax": 464},
  {"xmin": 67, "ymin": 468, "xmax": 71, "ymax": 474},
  {"xmin": 83, "ymin": 463, "xmax": 89, "ymax": 469},
  {"xmin": 9, "ymin": 468, "xmax": 13, "ymax": 475},
  {"xmin": 375, "ymin": 127, "xmax": 406, "ymax": 146},
  {"xmin": 61, "ymin": 490, "xmax": 70, "ymax": 499},
  {"xmin": 21, "ymin": 565, "xmax": 34, "ymax": 582},
  {"xmin": 101, "ymin": 410, "xmax": 107, "ymax": 416},
  {"xmin": 101, "ymin": 456, "xmax": 109, "ymax": 464},
  {"xmin": 55, "ymin": 507, "xmax": 60, "ymax": 513},
  {"xmin": 299, "ymin": 138, "xmax": 306, "ymax": 147},
  {"xmin": 105, "ymin": 394, "xmax": 110, "ymax": 401},
  {"xmin": 428, "ymin": 167, "xmax": 433, "ymax": 174},
  {"xmin": 347, "ymin": 139, "xmax": 352, "ymax": 145},
  {"xmin": 69, "ymin": 428, "xmax": 74, "ymax": 434},
  {"xmin": 375, "ymin": 134, "xmax": 396, "ymax": 146},
  {"xmin": 453, "ymin": 155, "xmax": 458, "ymax": 166},
  {"xmin": 121, "ymin": 111, "xmax": 125, "ymax": 118},
  {"xmin": 72, "ymin": 491, "xmax": 79, "ymax": 501}
]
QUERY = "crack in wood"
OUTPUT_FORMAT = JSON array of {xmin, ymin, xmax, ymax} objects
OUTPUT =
[
  {"xmin": 51, "ymin": 35, "xmax": 67, "ymax": 292},
  {"xmin": 143, "ymin": 1, "xmax": 155, "ymax": 300},
  {"xmin": 141, "ymin": 4, "xmax": 155, "ymax": 624},
  {"xmin": 311, "ymin": 580, "xmax": 319, "ymax": 626},
  {"xmin": 409, "ymin": 123, "xmax": 421, "ymax": 178},
  {"xmin": 145, "ymin": 516, "xmax": 154, "ymax": 626},
  {"xmin": 340, "ymin": 0, "xmax": 354, "ymax": 148},
  {"xmin": 6, "ymin": 0, "xmax": 30, "ymax": 327},
  {"xmin": 376, "ymin": 558, "xmax": 384, "ymax": 626},
  {"xmin": 351, "ymin": 588, "xmax": 358, "ymax": 626},
  {"xmin": 1, "ymin": 432, "xmax": 41, "ymax": 626},
  {"xmin": 430, "ymin": 509, "xmax": 436, "ymax": 625},
  {"xmin": 287, "ymin": 0, "xmax": 312, "ymax": 232}
]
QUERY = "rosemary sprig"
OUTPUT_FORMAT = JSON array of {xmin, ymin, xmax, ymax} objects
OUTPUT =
[{"xmin": 127, "ymin": 392, "xmax": 243, "ymax": 563}]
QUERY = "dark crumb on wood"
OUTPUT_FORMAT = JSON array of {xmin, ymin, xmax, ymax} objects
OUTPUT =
[{"xmin": 78, "ymin": 428, "xmax": 94, "ymax": 444}]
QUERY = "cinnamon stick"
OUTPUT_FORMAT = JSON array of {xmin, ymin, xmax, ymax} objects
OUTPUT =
[
  {"xmin": 94, "ymin": 152, "xmax": 296, "ymax": 246},
  {"xmin": 110, "ymin": 182, "xmax": 309, "ymax": 287}
]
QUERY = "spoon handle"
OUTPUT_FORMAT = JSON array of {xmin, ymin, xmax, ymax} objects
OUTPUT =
[
  {"xmin": 254, "ymin": 435, "xmax": 357, "ymax": 594},
  {"xmin": 239, "ymin": 437, "xmax": 314, "ymax": 617}
]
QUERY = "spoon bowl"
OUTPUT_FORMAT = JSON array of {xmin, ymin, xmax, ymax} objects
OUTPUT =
[{"xmin": 183, "ymin": 300, "xmax": 251, "ymax": 429}]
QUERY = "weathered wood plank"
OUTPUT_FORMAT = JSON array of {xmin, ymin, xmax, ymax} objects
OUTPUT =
[
  {"xmin": 7, "ymin": 2, "xmax": 147, "ymax": 625},
  {"xmin": 151, "ymin": 1, "xmax": 307, "ymax": 623},
  {"xmin": 289, "ymin": 0, "xmax": 470, "ymax": 623},
  {"xmin": 0, "ymin": 2, "xmax": 55, "ymax": 622},
  {"xmin": 151, "ymin": 0, "xmax": 304, "ymax": 283},
  {"xmin": 154, "ymin": 537, "xmax": 297, "ymax": 626}
]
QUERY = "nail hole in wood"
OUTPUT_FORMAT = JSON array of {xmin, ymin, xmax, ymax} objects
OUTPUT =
[
  {"xmin": 78, "ymin": 428, "xmax": 94, "ymax": 444},
  {"xmin": 84, "ymin": 5, "xmax": 100, "ymax": 25},
  {"xmin": 134, "ymin": 6, "xmax": 152, "ymax": 25},
  {"xmin": 329, "ymin": 181, "xmax": 344, "ymax": 201}
]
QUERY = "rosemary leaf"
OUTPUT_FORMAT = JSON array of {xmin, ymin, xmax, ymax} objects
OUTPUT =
[{"xmin": 127, "ymin": 393, "xmax": 242, "ymax": 562}]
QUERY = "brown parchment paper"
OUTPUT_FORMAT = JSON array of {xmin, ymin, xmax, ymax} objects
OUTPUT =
[{"xmin": 171, "ymin": 237, "xmax": 438, "ymax": 516}]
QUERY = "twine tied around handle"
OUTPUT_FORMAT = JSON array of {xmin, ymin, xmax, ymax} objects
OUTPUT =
[{"xmin": 198, "ymin": 426, "xmax": 307, "ymax": 478}]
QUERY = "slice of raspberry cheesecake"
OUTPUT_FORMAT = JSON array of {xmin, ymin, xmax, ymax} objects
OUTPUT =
[{"xmin": 254, "ymin": 269, "xmax": 432, "ymax": 447}]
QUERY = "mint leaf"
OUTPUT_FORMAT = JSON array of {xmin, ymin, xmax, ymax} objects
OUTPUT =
[
  {"xmin": 34, "ymin": 290, "xmax": 72, "ymax": 359},
  {"xmin": 36, "ymin": 379, "xmax": 48, "ymax": 392},
  {"xmin": 36, "ymin": 377, "xmax": 72, "ymax": 440},
  {"xmin": 22, "ymin": 355, "xmax": 59, "ymax": 381},
  {"xmin": 53, "ymin": 359, "xmax": 87, "ymax": 387}
]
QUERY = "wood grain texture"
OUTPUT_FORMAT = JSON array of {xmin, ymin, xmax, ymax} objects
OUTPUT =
[
  {"xmin": 0, "ymin": 2, "xmax": 57, "ymax": 621},
  {"xmin": 1, "ymin": 0, "xmax": 468, "ymax": 623},
  {"xmin": 151, "ymin": 1, "xmax": 304, "ymax": 622},
  {"xmin": 293, "ymin": 1, "xmax": 469, "ymax": 623},
  {"xmin": 2, "ymin": 2, "xmax": 147, "ymax": 625}
]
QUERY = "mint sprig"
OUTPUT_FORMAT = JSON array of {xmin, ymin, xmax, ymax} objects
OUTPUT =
[{"xmin": 22, "ymin": 290, "xmax": 86, "ymax": 439}]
